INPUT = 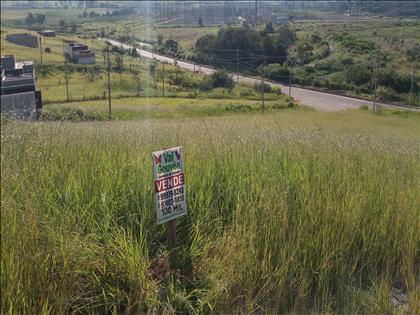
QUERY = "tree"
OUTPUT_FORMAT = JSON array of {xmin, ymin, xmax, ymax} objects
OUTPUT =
[
  {"xmin": 210, "ymin": 69, "xmax": 234, "ymax": 89},
  {"xmin": 114, "ymin": 55, "xmax": 123, "ymax": 72},
  {"xmin": 157, "ymin": 34, "xmax": 164, "ymax": 45},
  {"xmin": 35, "ymin": 14, "xmax": 46, "ymax": 25},
  {"xmin": 25, "ymin": 12, "xmax": 35, "ymax": 25},
  {"xmin": 83, "ymin": 11, "xmax": 88, "ymax": 18},
  {"xmin": 70, "ymin": 22, "xmax": 77, "ymax": 33},
  {"xmin": 149, "ymin": 63, "xmax": 157, "ymax": 90},
  {"xmin": 89, "ymin": 11, "xmax": 99, "ymax": 18},
  {"xmin": 406, "ymin": 43, "xmax": 420, "ymax": 62},
  {"xmin": 345, "ymin": 64, "xmax": 370, "ymax": 85},
  {"xmin": 59, "ymin": 19, "xmax": 67, "ymax": 31},
  {"xmin": 264, "ymin": 22, "xmax": 275, "ymax": 34},
  {"xmin": 310, "ymin": 33, "xmax": 322, "ymax": 44},
  {"xmin": 195, "ymin": 25, "xmax": 295, "ymax": 68},
  {"xmin": 198, "ymin": 16, "xmax": 203, "ymax": 27},
  {"xmin": 164, "ymin": 39, "xmax": 179, "ymax": 55}
]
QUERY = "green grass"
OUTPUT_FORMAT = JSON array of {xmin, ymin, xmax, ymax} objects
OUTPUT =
[
  {"xmin": 42, "ymin": 96, "xmax": 296, "ymax": 120},
  {"xmin": 0, "ymin": 27, "xmax": 108, "ymax": 64},
  {"xmin": 2, "ymin": 110, "xmax": 419, "ymax": 314},
  {"xmin": 0, "ymin": 7, "xmax": 110, "ymax": 26}
]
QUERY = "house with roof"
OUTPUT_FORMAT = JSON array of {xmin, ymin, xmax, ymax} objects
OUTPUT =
[
  {"xmin": 1, "ymin": 55, "xmax": 42, "ymax": 118},
  {"xmin": 64, "ymin": 40, "xmax": 96, "ymax": 64}
]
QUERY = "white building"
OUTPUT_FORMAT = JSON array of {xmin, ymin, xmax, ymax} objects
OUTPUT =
[{"xmin": 64, "ymin": 41, "xmax": 96, "ymax": 64}]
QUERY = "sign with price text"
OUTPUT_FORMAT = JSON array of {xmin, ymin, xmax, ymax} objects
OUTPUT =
[{"xmin": 153, "ymin": 146, "xmax": 186, "ymax": 225}]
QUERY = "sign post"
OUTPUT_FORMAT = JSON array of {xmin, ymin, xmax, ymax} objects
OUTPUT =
[{"xmin": 153, "ymin": 146, "xmax": 187, "ymax": 270}]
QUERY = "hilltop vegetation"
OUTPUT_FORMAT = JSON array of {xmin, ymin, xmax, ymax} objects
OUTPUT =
[{"xmin": 192, "ymin": 22, "xmax": 419, "ymax": 106}]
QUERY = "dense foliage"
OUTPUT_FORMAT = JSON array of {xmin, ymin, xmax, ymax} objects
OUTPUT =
[{"xmin": 195, "ymin": 25, "xmax": 296, "ymax": 68}]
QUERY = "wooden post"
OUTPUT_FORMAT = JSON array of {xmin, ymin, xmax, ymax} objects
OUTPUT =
[
  {"xmin": 289, "ymin": 66, "xmax": 292, "ymax": 96},
  {"xmin": 39, "ymin": 36, "xmax": 43, "ymax": 65},
  {"xmin": 236, "ymin": 49, "xmax": 239, "ymax": 83},
  {"xmin": 167, "ymin": 217, "xmax": 177, "ymax": 271},
  {"xmin": 107, "ymin": 48, "xmax": 112, "ymax": 120},
  {"xmin": 162, "ymin": 63, "xmax": 165, "ymax": 97},
  {"xmin": 64, "ymin": 60, "xmax": 69, "ymax": 102}
]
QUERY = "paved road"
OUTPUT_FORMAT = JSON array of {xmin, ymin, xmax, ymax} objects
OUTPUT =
[{"xmin": 104, "ymin": 38, "xmax": 414, "ymax": 111}]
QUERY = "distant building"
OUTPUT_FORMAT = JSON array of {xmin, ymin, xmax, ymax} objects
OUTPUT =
[
  {"xmin": 1, "ymin": 55, "xmax": 42, "ymax": 118},
  {"xmin": 6, "ymin": 33, "xmax": 38, "ymax": 48},
  {"xmin": 39, "ymin": 30, "xmax": 56, "ymax": 37},
  {"xmin": 64, "ymin": 40, "xmax": 96, "ymax": 64},
  {"xmin": 274, "ymin": 15, "xmax": 289, "ymax": 24}
]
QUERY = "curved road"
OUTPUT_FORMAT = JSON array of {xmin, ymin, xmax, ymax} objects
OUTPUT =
[{"xmin": 104, "ymin": 39, "xmax": 414, "ymax": 111}]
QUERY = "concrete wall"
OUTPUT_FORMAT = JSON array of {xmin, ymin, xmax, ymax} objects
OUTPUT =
[
  {"xmin": 1, "ymin": 91, "xmax": 36, "ymax": 118},
  {"xmin": 6, "ymin": 33, "xmax": 38, "ymax": 48},
  {"xmin": 77, "ymin": 55, "xmax": 96, "ymax": 64}
]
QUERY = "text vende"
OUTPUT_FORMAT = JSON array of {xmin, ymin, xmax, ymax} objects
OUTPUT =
[{"xmin": 154, "ymin": 173, "xmax": 184, "ymax": 193}]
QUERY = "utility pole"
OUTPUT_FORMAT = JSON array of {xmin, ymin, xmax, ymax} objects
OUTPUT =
[
  {"xmin": 107, "ymin": 46, "xmax": 112, "ymax": 120},
  {"xmin": 236, "ymin": 49, "xmax": 239, "ymax": 83},
  {"xmin": 64, "ymin": 60, "xmax": 69, "ymax": 102},
  {"xmin": 289, "ymin": 66, "xmax": 292, "ymax": 96},
  {"xmin": 261, "ymin": 72, "xmax": 265, "ymax": 113},
  {"xmin": 372, "ymin": 60, "xmax": 378, "ymax": 112},
  {"xmin": 39, "ymin": 36, "xmax": 43, "ymax": 65},
  {"xmin": 408, "ymin": 62, "xmax": 416, "ymax": 110},
  {"xmin": 162, "ymin": 62, "xmax": 165, "ymax": 97},
  {"xmin": 254, "ymin": 0, "xmax": 258, "ymax": 26}
]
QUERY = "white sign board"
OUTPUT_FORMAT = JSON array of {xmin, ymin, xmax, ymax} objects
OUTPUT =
[{"xmin": 153, "ymin": 146, "xmax": 187, "ymax": 225}]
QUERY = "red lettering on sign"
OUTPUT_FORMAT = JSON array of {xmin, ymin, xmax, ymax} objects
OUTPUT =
[{"xmin": 154, "ymin": 173, "xmax": 184, "ymax": 193}]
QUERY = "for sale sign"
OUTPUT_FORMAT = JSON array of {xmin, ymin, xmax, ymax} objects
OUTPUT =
[{"xmin": 153, "ymin": 146, "xmax": 186, "ymax": 225}]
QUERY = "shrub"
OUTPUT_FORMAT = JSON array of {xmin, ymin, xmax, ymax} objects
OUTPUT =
[
  {"xmin": 44, "ymin": 47, "xmax": 51, "ymax": 53},
  {"xmin": 221, "ymin": 104, "xmax": 252, "ymax": 112},
  {"xmin": 254, "ymin": 81, "xmax": 272, "ymax": 93},
  {"xmin": 169, "ymin": 72, "xmax": 199, "ymax": 89},
  {"xmin": 209, "ymin": 70, "xmax": 235, "ymax": 90},
  {"xmin": 257, "ymin": 64, "xmax": 289, "ymax": 83},
  {"xmin": 198, "ymin": 77, "xmax": 213, "ymax": 91},
  {"xmin": 338, "ymin": 55, "xmax": 354, "ymax": 66},
  {"xmin": 310, "ymin": 33, "xmax": 322, "ymax": 44},
  {"xmin": 376, "ymin": 86, "xmax": 399, "ymax": 102},
  {"xmin": 40, "ymin": 107, "xmax": 103, "ymax": 121},
  {"xmin": 345, "ymin": 64, "xmax": 370, "ymax": 85}
]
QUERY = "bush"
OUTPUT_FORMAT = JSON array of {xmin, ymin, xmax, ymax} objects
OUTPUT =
[
  {"xmin": 169, "ymin": 72, "xmax": 199, "ymax": 89},
  {"xmin": 254, "ymin": 81, "xmax": 272, "ymax": 93},
  {"xmin": 345, "ymin": 64, "xmax": 370, "ymax": 85},
  {"xmin": 44, "ymin": 47, "xmax": 51, "ymax": 53},
  {"xmin": 198, "ymin": 77, "xmax": 213, "ymax": 91},
  {"xmin": 310, "ymin": 33, "xmax": 322, "ymax": 44},
  {"xmin": 258, "ymin": 64, "xmax": 289, "ymax": 83},
  {"xmin": 221, "ymin": 104, "xmax": 252, "ymax": 112},
  {"xmin": 376, "ymin": 86, "xmax": 399, "ymax": 102},
  {"xmin": 40, "ymin": 107, "xmax": 103, "ymax": 121},
  {"xmin": 209, "ymin": 70, "xmax": 235, "ymax": 90},
  {"xmin": 333, "ymin": 32, "xmax": 376, "ymax": 52}
]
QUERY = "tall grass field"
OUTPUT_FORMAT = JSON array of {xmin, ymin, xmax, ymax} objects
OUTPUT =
[{"xmin": 1, "ymin": 110, "xmax": 419, "ymax": 314}]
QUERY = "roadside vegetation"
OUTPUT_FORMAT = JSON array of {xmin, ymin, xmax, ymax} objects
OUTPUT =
[{"xmin": 190, "ymin": 22, "xmax": 419, "ymax": 107}]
